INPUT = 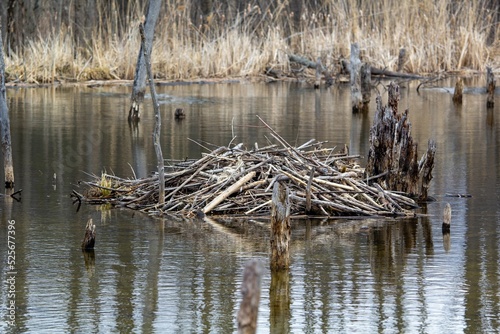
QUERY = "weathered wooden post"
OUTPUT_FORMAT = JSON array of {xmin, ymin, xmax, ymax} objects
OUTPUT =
[
  {"xmin": 270, "ymin": 180, "xmax": 290, "ymax": 270},
  {"xmin": 350, "ymin": 43, "xmax": 363, "ymax": 112},
  {"xmin": 129, "ymin": 0, "xmax": 162, "ymax": 121},
  {"xmin": 361, "ymin": 62, "xmax": 371, "ymax": 108},
  {"xmin": 0, "ymin": 32, "xmax": 14, "ymax": 188},
  {"xmin": 139, "ymin": 22, "xmax": 165, "ymax": 204},
  {"xmin": 237, "ymin": 260, "xmax": 263, "ymax": 334},
  {"xmin": 442, "ymin": 202, "xmax": 451, "ymax": 233},
  {"xmin": 486, "ymin": 66, "xmax": 495, "ymax": 108},
  {"xmin": 81, "ymin": 218, "xmax": 96, "ymax": 251},
  {"xmin": 453, "ymin": 78, "xmax": 463, "ymax": 104},
  {"xmin": 314, "ymin": 57, "xmax": 322, "ymax": 89}
]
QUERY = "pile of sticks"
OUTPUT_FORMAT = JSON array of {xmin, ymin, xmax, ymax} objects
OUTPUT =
[{"xmin": 73, "ymin": 119, "xmax": 419, "ymax": 218}]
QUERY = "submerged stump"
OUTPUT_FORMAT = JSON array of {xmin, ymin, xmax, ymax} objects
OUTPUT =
[
  {"xmin": 366, "ymin": 82, "xmax": 436, "ymax": 201},
  {"xmin": 453, "ymin": 78, "xmax": 463, "ymax": 104},
  {"xmin": 81, "ymin": 218, "xmax": 96, "ymax": 251},
  {"xmin": 486, "ymin": 67, "xmax": 495, "ymax": 108},
  {"xmin": 270, "ymin": 180, "xmax": 291, "ymax": 271},
  {"xmin": 350, "ymin": 43, "xmax": 364, "ymax": 112}
]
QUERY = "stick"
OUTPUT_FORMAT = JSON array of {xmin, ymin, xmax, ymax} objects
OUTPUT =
[{"xmin": 203, "ymin": 171, "xmax": 256, "ymax": 214}]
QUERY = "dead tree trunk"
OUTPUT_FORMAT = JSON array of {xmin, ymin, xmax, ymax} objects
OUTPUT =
[
  {"xmin": 139, "ymin": 23, "xmax": 165, "ymax": 204},
  {"xmin": 361, "ymin": 63, "xmax": 371, "ymax": 107},
  {"xmin": 270, "ymin": 180, "xmax": 290, "ymax": 271},
  {"xmin": 350, "ymin": 43, "xmax": 363, "ymax": 112},
  {"xmin": 129, "ymin": 0, "xmax": 162, "ymax": 121},
  {"xmin": 365, "ymin": 82, "xmax": 436, "ymax": 201},
  {"xmin": 81, "ymin": 218, "xmax": 96, "ymax": 250},
  {"xmin": 237, "ymin": 260, "xmax": 262, "ymax": 334},
  {"xmin": 453, "ymin": 78, "xmax": 463, "ymax": 104},
  {"xmin": 0, "ymin": 32, "xmax": 14, "ymax": 188},
  {"xmin": 486, "ymin": 66, "xmax": 495, "ymax": 108}
]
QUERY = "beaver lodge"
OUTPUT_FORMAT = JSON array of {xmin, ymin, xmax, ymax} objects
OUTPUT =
[{"xmin": 73, "ymin": 84, "xmax": 435, "ymax": 218}]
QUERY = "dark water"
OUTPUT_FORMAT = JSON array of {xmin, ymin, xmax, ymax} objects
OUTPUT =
[{"xmin": 0, "ymin": 80, "xmax": 499, "ymax": 333}]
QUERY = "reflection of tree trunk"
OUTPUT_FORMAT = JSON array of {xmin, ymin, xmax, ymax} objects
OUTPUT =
[
  {"xmin": 129, "ymin": 0, "xmax": 162, "ymax": 121},
  {"xmin": 0, "ymin": 32, "xmax": 14, "ymax": 188},
  {"xmin": 270, "ymin": 270, "xmax": 290, "ymax": 333}
]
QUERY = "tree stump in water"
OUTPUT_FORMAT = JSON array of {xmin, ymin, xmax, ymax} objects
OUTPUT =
[
  {"xmin": 81, "ymin": 218, "xmax": 96, "ymax": 251},
  {"xmin": 486, "ymin": 66, "xmax": 495, "ymax": 108},
  {"xmin": 270, "ymin": 180, "xmax": 290, "ymax": 270},
  {"xmin": 366, "ymin": 82, "xmax": 436, "ymax": 201},
  {"xmin": 453, "ymin": 78, "xmax": 463, "ymax": 104}
]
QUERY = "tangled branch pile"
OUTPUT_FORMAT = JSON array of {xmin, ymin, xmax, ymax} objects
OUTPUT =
[{"xmin": 73, "ymin": 122, "xmax": 419, "ymax": 218}]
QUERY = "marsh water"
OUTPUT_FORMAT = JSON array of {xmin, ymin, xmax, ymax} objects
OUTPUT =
[{"xmin": 0, "ymin": 79, "xmax": 499, "ymax": 333}]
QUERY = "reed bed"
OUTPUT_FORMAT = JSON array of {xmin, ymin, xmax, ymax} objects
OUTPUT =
[
  {"xmin": 3, "ymin": 0, "xmax": 499, "ymax": 84},
  {"xmin": 73, "ymin": 118, "xmax": 419, "ymax": 218}
]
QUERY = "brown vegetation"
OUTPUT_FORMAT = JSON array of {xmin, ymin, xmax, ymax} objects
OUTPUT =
[{"xmin": 1, "ymin": 0, "xmax": 499, "ymax": 84}]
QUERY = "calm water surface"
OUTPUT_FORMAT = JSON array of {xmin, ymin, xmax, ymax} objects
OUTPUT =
[{"xmin": 0, "ymin": 80, "xmax": 499, "ymax": 333}]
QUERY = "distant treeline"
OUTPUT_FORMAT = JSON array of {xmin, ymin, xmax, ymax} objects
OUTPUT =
[{"xmin": 1, "ymin": 0, "xmax": 499, "ymax": 82}]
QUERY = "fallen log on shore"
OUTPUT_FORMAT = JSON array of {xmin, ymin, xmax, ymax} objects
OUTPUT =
[{"xmin": 74, "ymin": 121, "xmax": 419, "ymax": 218}]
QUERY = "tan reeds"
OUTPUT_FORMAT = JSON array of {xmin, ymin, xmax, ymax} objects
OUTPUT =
[{"xmin": 4, "ymin": 0, "xmax": 499, "ymax": 84}]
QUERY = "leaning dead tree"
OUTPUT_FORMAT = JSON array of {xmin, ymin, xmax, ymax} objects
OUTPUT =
[
  {"xmin": 129, "ymin": 0, "xmax": 162, "ymax": 121},
  {"xmin": 366, "ymin": 82, "xmax": 436, "ymax": 201},
  {"xmin": 0, "ymin": 32, "xmax": 14, "ymax": 188},
  {"xmin": 139, "ymin": 22, "xmax": 165, "ymax": 204}
]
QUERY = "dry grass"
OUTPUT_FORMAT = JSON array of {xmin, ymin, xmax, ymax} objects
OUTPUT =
[{"xmin": 4, "ymin": 0, "xmax": 499, "ymax": 83}]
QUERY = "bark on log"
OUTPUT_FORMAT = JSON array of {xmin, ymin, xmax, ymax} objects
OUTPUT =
[
  {"xmin": 486, "ymin": 66, "xmax": 495, "ymax": 108},
  {"xmin": 0, "ymin": 32, "xmax": 14, "ymax": 188},
  {"xmin": 270, "ymin": 180, "xmax": 291, "ymax": 270},
  {"xmin": 339, "ymin": 59, "xmax": 425, "ymax": 79},
  {"xmin": 139, "ymin": 22, "xmax": 165, "ymax": 204},
  {"xmin": 366, "ymin": 82, "xmax": 436, "ymax": 201},
  {"xmin": 129, "ymin": 0, "xmax": 162, "ymax": 121},
  {"xmin": 288, "ymin": 54, "xmax": 333, "ymax": 86},
  {"xmin": 81, "ymin": 218, "xmax": 96, "ymax": 250},
  {"xmin": 237, "ymin": 260, "xmax": 263, "ymax": 334}
]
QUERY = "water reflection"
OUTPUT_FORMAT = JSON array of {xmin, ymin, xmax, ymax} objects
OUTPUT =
[{"xmin": 0, "ymin": 81, "xmax": 499, "ymax": 333}]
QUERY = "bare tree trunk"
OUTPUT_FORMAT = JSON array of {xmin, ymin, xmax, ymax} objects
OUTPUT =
[
  {"xmin": 129, "ymin": 0, "xmax": 162, "ymax": 121},
  {"xmin": 0, "ymin": 32, "xmax": 14, "ymax": 188},
  {"xmin": 139, "ymin": 23, "xmax": 165, "ymax": 204}
]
